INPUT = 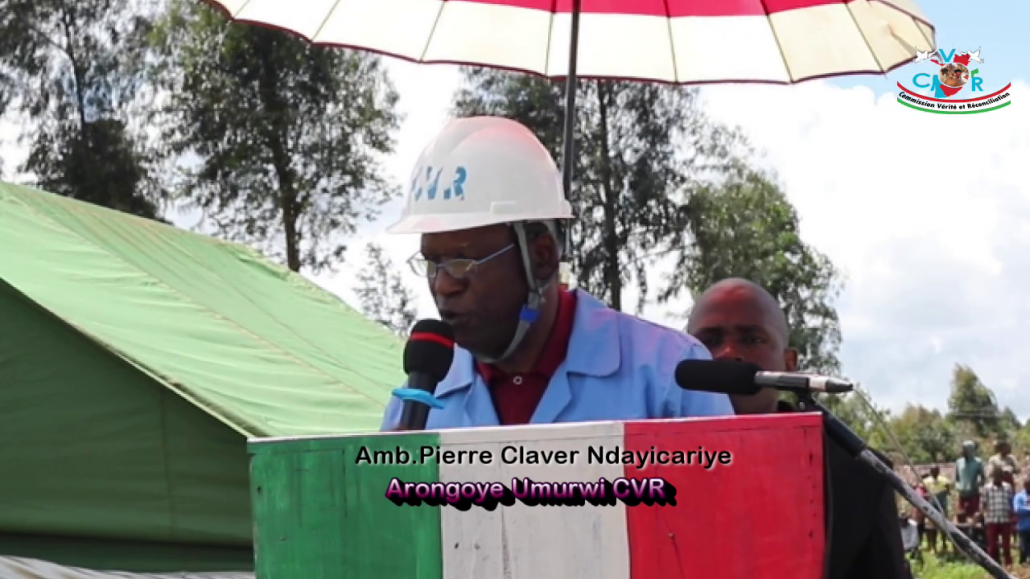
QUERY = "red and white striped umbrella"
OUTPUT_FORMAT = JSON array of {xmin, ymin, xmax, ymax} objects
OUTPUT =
[
  {"xmin": 207, "ymin": 0, "xmax": 934, "ymax": 84},
  {"xmin": 205, "ymin": 0, "xmax": 935, "ymax": 285}
]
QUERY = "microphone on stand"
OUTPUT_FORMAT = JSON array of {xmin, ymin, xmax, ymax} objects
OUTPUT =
[
  {"xmin": 674, "ymin": 359, "xmax": 854, "ymax": 395},
  {"xmin": 397, "ymin": 319, "xmax": 456, "ymax": 431}
]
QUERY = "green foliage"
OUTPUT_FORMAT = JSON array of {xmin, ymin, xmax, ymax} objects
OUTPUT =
[
  {"xmin": 1012, "ymin": 422, "xmax": 1030, "ymax": 457},
  {"xmin": 841, "ymin": 365, "xmax": 1025, "ymax": 469},
  {"xmin": 947, "ymin": 364, "xmax": 1004, "ymax": 439},
  {"xmin": 453, "ymin": 70, "xmax": 741, "ymax": 311},
  {"xmin": 150, "ymin": 0, "xmax": 400, "ymax": 272},
  {"xmin": 666, "ymin": 168, "xmax": 843, "ymax": 373},
  {"xmin": 0, "ymin": 0, "xmax": 165, "ymax": 218},
  {"xmin": 354, "ymin": 243, "xmax": 417, "ymax": 337},
  {"xmin": 886, "ymin": 405, "xmax": 958, "ymax": 464}
]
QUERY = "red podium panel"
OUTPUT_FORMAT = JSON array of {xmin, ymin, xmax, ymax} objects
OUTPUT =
[
  {"xmin": 624, "ymin": 415, "xmax": 825, "ymax": 579},
  {"xmin": 249, "ymin": 413, "xmax": 824, "ymax": 579}
]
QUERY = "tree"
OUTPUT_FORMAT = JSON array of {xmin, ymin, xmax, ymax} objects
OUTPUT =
[
  {"xmin": 946, "ymin": 364, "xmax": 1001, "ymax": 439},
  {"xmin": 884, "ymin": 405, "xmax": 957, "ymax": 464},
  {"xmin": 453, "ymin": 69, "xmax": 742, "ymax": 311},
  {"xmin": 0, "ymin": 0, "xmax": 165, "ymax": 218},
  {"xmin": 1012, "ymin": 422, "xmax": 1030, "ymax": 457},
  {"xmin": 150, "ymin": 1, "xmax": 400, "ymax": 272},
  {"xmin": 354, "ymin": 243, "xmax": 417, "ymax": 337},
  {"xmin": 816, "ymin": 393, "xmax": 963, "ymax": 467},
  {"xmin": 665, "ymin": 168, "xmax": 844, "ymax": 373},
  {"xmin": 999, "ymin": 407, "xmax": 1021, "ymax": 433}
]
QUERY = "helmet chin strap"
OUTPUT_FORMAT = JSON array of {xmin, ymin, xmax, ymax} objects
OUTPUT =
[{"xmin": 473, "ymin": 222, "xmax": 553, "ymax": 365}]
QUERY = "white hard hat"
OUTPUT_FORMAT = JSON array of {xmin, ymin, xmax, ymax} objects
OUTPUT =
[{"xmin": 387, "ymin": 116, "xmax": 573, "ymax": 234}]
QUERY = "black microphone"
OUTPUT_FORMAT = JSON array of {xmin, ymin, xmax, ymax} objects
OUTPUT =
[
  {"xmin": 674, "ymin": 359, "xmax": 854, "ymax": 395},
  {"xmin": 398, "ymin": 319, "xmax": 456, "ymax": 431}
]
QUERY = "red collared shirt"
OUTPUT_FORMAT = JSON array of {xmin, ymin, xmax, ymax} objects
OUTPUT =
[{"xmin": 476, "ymin": 290, "xmax": 577, "ymax": 425}]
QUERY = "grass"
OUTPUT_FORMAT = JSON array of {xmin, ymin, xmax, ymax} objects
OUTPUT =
[
  {"xmin": 916, "ymin": 553, "xmax": 992, "ymax": 579},
  {"xmin": 914, "ymin": 552, "xmax": 1030, "ymax": 579}
]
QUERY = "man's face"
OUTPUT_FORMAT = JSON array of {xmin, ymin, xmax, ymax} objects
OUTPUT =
[
  {"xmin": 930, "ymin": 467, "xmax": 939, "ymax": 477},
  {"xmin": 420, "ymin": 225, "xmax": 527, "ymax": 357},
  {"xmin": 689, "ymin": 287, "xmax": 796, "ymax": 372}
]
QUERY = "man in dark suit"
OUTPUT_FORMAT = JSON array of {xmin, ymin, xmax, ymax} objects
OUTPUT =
[{"xmin": 687, "ymin": 278, "xmax": 907, "ymax": 579}]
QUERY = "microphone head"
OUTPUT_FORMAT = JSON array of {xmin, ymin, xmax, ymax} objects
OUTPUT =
[
  {"xmin": 404, "ymin": 319, "xmax": 456, "ymax": 381},
  {"xmin": 674, "ymin": 359, "xmax": 763, "ymax": 396}
]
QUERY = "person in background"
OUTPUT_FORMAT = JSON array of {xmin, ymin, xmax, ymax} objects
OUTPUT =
[
  {"xmin": 899, "ymin": 512, "xmax": 921, "ymax": 578},
  {"xmin": 957, "ymin": 440, "xmax": 986, "ymax": 518},
  {"xmin": 1000, "ymin": 443, "xmax": 1024, "ymax": 539},
  {"xmin": 1013, "ymin": 478, "xmax": 1030, "ymax": 565},
  {"xmin": 990, "ymin": 440, "xmax": 1018, "ymax": 486},
  {"xmin": 380, "ymin": 117, "xmax": 734, "ymax": 431},
  {"xmin": 923, "ymin": 465, "xmax": 952, "ymax": 553},
  {"xmin": 686, "ymin": 278, "xmax": 907, "ymax": 579},
  {"xmin": 685, "ymin": 278, "xmax": 790, "ymax": 415},
  {"xmin": 975, "ymin": 512, "xmax": 989, "ymax": 550},
  {"xmin": 957, "ymin": 511, "xmax": 988, "ymax": 552},
  {"xmin": 900, "ymin": 513, "xmax": 920, "ymax": 552},
  {"xmin": 982, "ymin": 466, "xmax": 1015, "ymax": 567},
  {"xmin": 955, "ymin": 510, "xmax": 971, "ymax": 538},
  {"xmin": 913, "ymin": 482, "xmax": 929, "ymax": 548}
]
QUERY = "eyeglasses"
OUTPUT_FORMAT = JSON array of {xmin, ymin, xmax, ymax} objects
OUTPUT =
[{"xmin": 408, "ymin": 244, "xmax": 515, "ymax": 280}]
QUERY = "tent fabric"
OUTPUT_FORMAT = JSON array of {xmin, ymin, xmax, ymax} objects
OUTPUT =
[
  {"xmin": 0, "ymin": 530, "xmax": 254, "ymax": 573},
  {"xmin": 0, "ymin": 278, "xmax": 252, "ymax": 547},
  {"xmin": 0, "ymin": 182, "xmax": 405, "ymax": 436},
  {"xmin": 0, "ymin": 556, "xmax": 253, "ymax": 579},
  {"xmin": 0, "ymin": 182, "xmax": 406, "ymax": 571}
]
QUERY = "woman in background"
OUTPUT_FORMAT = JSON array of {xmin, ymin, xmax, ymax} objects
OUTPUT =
[{"xmin": 913, "ymin": 483, "xmax": 929, "ymax": 547}]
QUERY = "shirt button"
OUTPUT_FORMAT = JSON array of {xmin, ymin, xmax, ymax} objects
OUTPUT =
[{"xmin": 513, "ymin": 376, "xmax": 523, "ymax": 385}]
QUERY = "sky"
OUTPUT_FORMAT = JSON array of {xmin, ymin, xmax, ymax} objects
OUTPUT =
[{"xmin": 1, "ymin": 1, "xmax": 1026, "ymax": 418}]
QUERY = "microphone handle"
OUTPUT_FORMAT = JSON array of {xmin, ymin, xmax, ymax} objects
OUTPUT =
[
  {"xmin": 754, "ymin": 372, "xmax": 811, "ymax": 391},
  {"xmin": 675, "ymin": 380, "xmax": 762, "ymax": 396},
  {"xmin": 397, "ymin": 373, "xmax": 439, "ymax": 431},
  {"xmin": 399, "ymin": 402, "xmax": 431, "ymax": 431}
]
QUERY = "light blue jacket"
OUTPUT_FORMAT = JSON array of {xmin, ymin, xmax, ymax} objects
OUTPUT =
[
  {"xmin": 381, "ymin": 290, "xmax": 735, "ymax": 430},
  {"xmin": 1014, "ymin": 491, "xmax": 1030, "ymax": 532}
]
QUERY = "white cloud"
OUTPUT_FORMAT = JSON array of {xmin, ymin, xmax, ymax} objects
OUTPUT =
[{"xmin": 695, "ymin": 80, "xmax": 1029, "ymax": 415}]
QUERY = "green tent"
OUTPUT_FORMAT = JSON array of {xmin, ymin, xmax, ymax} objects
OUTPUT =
[{"xmin": 0, "ymin": 183, "xmax": 404, "ymax": 573}]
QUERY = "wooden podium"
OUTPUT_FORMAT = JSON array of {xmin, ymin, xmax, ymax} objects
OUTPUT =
[{"xmin": 248, "ymin": 414, "xmax": 825, "ymax": 579}]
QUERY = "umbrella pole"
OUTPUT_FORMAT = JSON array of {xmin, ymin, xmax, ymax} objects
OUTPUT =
[{"xmin": 558, "ymin": 0, "xmax": 581, "ymax": 291}]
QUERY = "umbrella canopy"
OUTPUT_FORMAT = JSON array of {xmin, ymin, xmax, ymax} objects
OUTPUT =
[
  {"xmin": 207, "ymin": 0, "xmax": 934, "ymax": 84},
  {"xmin": 203, "ymin": 0, "xmax": 936, "ymax": 289}
]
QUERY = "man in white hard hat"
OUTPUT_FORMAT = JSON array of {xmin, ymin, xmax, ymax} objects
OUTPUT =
[{"xmin": 380, "ymin": 116, "xmax": 733, "ymax": 430}]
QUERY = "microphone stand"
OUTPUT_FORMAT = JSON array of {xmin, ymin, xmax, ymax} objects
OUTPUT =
[{"xmin": 794, "ymin": 393, "xmax": 1015, "ymax": 579}]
